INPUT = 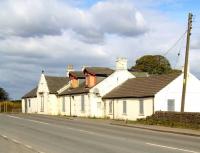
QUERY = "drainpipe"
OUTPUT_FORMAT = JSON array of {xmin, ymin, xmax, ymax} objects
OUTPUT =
[
  {"xmin": 70, "ymin": 96, "xmax": 72, "ymax": 116},
  {"xmin": 113, "ymin": 100, "xmax": 115, "ymax": 120},
  {"xmin": 153, "ymin": 97, "xmax": 155, "ymax": 114}
]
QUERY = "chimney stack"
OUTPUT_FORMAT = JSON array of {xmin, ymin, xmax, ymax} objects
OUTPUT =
[
  {"xmin": 116, "ymin": 57, "xmax": 128, "ymax": 70},
  {"xmin": 66, "ymin": 64, "xmax": 74, "ymax": 77}
]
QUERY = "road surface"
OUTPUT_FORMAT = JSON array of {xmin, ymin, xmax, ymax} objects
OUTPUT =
[{"xmin": 0, "ymin": 114, "xmax": 199, "ymax": 153}]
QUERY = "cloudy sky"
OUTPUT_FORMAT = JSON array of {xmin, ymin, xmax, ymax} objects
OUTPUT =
[{"xmin": 0, "ymin": 0, "xmax": 200, "ymax": 99}]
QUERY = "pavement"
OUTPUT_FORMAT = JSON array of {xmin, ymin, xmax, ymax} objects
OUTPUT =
[{"xmin": 0, "ymin": 113, "xmax": 200, "ymax": 153}]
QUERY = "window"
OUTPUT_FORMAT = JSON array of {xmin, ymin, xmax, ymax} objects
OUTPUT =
[
  {"xmin": 139, "ymin": 99, "xmax": 144, "ymax": 115},
  {"xmin": 168, "ymin": 99, "xmax": 175, "ymax": 111},
  {"xmin": 62, "ymin": 97, "xmax": 65, "ymax": 112},
  {"xmin": 123, "ymin": 101, "xmax": 127, "ymax": 114},
  {"xmin": 81, "ymin": 95, "xmax": 85, "ymax": 112},
  {"xmin": 40, "ymin": 95, "xmax": 44, "ymax": 112},
  {"xmin": 28, "ymin": 99, "xmax": 31, "ymax": 107},
  {"xmin": 109, "ymin": 101, "xmax": 113, "ymax": 114}
]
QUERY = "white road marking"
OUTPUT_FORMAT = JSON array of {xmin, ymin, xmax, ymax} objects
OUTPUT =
[
  {"xmin": 25, "ymin": 144, "xmax": 32, "ymax": 149},
  {"xmin": 7, "ymin": 115, "xmax": 21, "ymax": 119},
  {"xmin": 11, "ymin": 139, "xmax": 20, "ymax": 144},
  {"xmin": 2, "ymin": 135, "xmax": 7, "ymax": 138},
  {"xmin": 146, "ymin": 142, "xmax": 200, "ymax": 153},
  {"xmin": 7, "ymin": 115, "xmax": 49, "ymax": 125}
]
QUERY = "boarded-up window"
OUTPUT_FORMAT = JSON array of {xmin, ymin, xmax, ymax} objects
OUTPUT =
[
  {"xmin": 109, "ymin": 101, "xmax": 113, "ymax": 114},
  {"xmin": 81, "ymin": 95, "xmax": 85, "ymax": 112},
  {"xmin": 167, "ymin": 99, "xmax": 175, "ymax": 111},
  {"xmin": 139, "ymin": 99, "xmax": 144, "ymax": 115},
  {"xmin": 62, "ymin": 97, "xmax": 65, "ymax": 112},
  {"xmin": 123, "ymin": 101, "xmax": 127, "ymax": 114}
]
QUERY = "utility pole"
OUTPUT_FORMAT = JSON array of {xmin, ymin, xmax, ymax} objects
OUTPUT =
[{"xmin": 181, "ymin": 13, "xmax": 193, "ymax": 112}]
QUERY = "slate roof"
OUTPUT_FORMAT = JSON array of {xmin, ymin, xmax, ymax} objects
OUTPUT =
[
  {"xmin": 45, "ymin": 76, "xmax": 69, "ymax": 94},
  {"xmin": 59, "ymin": 82, "xmax": 89, "ymax": 96},
  {"xmin": 84, "ymin": 67, "xmax": 114, "ymax": 76},
  {"xmin": 69, "ymin": 71, "xmax": 85, "ymax": 78},
  {"xmin": 22, "ymin": 87, "xmax": 37, "ymax": 98},
  {"xmin": 59, "ymin": 76, "xmax": 107, "ymax": 96},
  {"xmin": 103, "ymin": 72, "xmax": 182, "ymax": 99},
  {"xmin": 130, "ymin": 71, "xmax": 149, "ymax": 77}
]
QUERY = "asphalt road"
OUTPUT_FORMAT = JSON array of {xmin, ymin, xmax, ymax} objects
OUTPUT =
[{"xmin": 0, "ymin": 114, "xmax": 199, "ymax": 153}]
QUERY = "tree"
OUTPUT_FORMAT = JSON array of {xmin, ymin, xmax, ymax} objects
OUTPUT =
[
  {"xmin": 131, "ymin": 55, "xmax": 172, "ymax": 75},
  {"xmin": 0, "ymin": 87, "xmax": 9, "ymax": 102}
]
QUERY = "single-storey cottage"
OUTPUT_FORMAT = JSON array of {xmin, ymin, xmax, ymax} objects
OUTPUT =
[{"xmin": 103, "ymin": 72, "xmax": 200, "ymax": 120}]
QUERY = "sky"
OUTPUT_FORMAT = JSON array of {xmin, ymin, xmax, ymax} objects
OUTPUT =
[{"xmin": 0, "ymin": 0, "xmax": 200, "ymax": 99}]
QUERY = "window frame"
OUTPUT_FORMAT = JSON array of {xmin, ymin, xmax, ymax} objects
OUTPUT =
[
  {"xmin": 139, "ymin": 99, "xmax": 144, "ymax": 115},
  {"xmin": 40, "ymin": 95, "xmax": 44, "ymax": 112},
  {"xmin": 123, "ymin": 100, "xmax": 127, "ymax": 115},
  {"xmin": 167, "ymin": 99, "xmax": 175, "ymax": 111},
  {"xmin": 81, "ymin": 95, "xmax": 85, "ymax": 112},
  {"xmin": 62, "ymin": 97, "xmax": 65, "ymax": 112},
  {"xmin": 109, "ymin": 101, "xmax": 113, "ymax": 114}
]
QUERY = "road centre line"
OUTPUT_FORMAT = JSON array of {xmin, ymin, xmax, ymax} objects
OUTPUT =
[
  {"xmin": 7, "ymin": 115, "xmax": 49, "ymax": 125},
  {"xmin": 146, "ymin": 142, "xmax": 200, "ymax": 153}
]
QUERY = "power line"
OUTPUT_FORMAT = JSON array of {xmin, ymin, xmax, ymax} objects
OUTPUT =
[
  {"xmin": 163, "ymin": 30, "xmax": 187, "ymax": 56},
  {"xmin": 174, "ymin": 35, "xmax": 185, "ymax": 69}
]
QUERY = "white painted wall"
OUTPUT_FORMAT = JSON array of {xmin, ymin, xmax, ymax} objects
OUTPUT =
[
  {"xmin": 104, "ymin": 98, "xmax": 154, "ymax": 121},
  {"xmin": 48, "ymin": 94, "xmax": 59, "ymax": 115},
  {"xmin": 90, "ymin": 70, "xmax": 134, "ymax": 97},
  {"xmin": 89, "ymin": 70, "xmax": 135, "ymax": 117},
  {"xmin": 22, "ymin": 98, "xmax": 37, "ymax": 113},
  {"xmin": 21, "ymin": 73, "xmax": 61, "ymax": 115},
  {"xmin": 154, "ymin": 73, "xmax": 200, "ymax": 112},
  {"xmin": 22, "ymin": 99, "xmax": 24, "ymax": 113},
  {"xmin": 58, "ymin": 94, "xmax": 90, "ymax": 117},
  {"xmin": 89, "ymin": 94, "xmax": 103, "ymax": 117}
]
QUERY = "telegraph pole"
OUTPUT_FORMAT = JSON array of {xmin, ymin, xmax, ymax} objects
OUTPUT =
[{"xmin": 181, "ymin": 13, "xmax": 193, "ymax": 112}]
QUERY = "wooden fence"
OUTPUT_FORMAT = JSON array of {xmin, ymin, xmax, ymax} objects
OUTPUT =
[{"xmin": 0, "ymin": 101, "xmax": 21, "ymax": 113}]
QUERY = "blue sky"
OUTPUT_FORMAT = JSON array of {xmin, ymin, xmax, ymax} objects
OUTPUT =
[{"xmin": 0, "ymin": 0, "xmax": 200, "ymax": 99}]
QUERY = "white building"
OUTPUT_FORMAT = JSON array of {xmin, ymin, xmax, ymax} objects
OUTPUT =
[
  {"xmin": 22, "ymin": 87, "xmax": 37, "ymax": 113},
  {"xmin": 22, "ymin": 72, "xmax": 69, "ymax": 115},
  {"xmin": 23, "ymin": 57, "xmax": 200, "ymax": 121},
  {"xmin": 58, "ymin": 58, "xmax": 148, "ymax": 118},
  {"xmin": 103, "ymin": 72, "xmax": 200, "ymax": 120}
]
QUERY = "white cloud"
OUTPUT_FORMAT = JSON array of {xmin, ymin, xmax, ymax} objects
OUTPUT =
[
  {"xmin": 0, "ymin": 0, "xmax": 199, "ymax": 99},
  {"xmin": 0, "ymin": 0, "xmax": 147, "ymax": 41}
]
